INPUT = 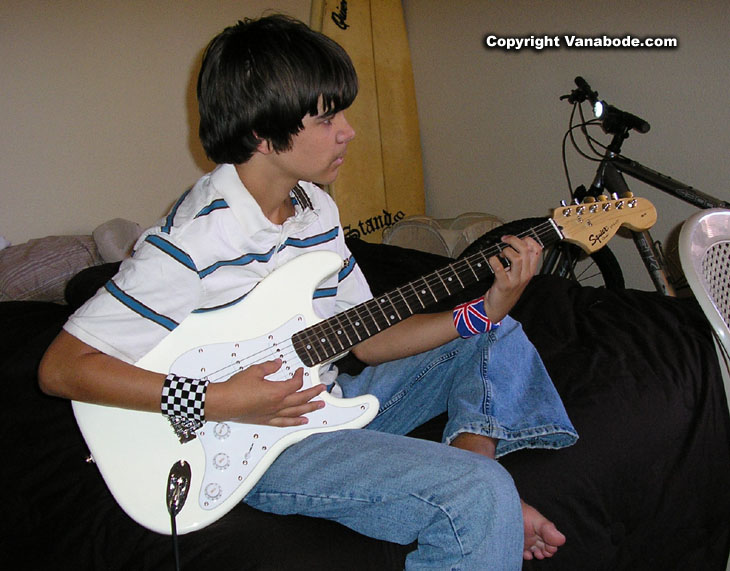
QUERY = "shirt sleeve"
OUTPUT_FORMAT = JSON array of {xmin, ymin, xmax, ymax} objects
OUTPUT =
[{"xmin": 64, "ymin": 232, "xmax": 204, "ymax": 364}]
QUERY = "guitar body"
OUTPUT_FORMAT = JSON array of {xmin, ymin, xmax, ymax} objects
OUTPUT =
[{"xmin": 72, "ymin": 251, "xmax": 379, "ymax": 535}]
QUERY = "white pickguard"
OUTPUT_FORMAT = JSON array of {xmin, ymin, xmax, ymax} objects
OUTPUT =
[{"xmin": 71, "ymin": 251, "xmax": 379, "ymax": 535}]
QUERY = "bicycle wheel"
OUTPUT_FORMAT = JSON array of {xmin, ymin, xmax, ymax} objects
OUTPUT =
[
  {"xmin": 459, "ymin": 217, "xmax": 625, "ymax": 290},
  {"xmin": 541, "ymin": 242, "xmax": 625, "ymax": 290}
]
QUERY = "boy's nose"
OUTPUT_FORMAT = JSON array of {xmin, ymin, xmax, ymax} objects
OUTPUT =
[{"xmin": 336, "ymin": 115, "xmax": 356, "ymax": 144}]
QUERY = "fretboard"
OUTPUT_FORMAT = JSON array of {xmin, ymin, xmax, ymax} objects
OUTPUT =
[{"xmin": 292, "ymin": 218, "xmax": 561, "ymax": 367}]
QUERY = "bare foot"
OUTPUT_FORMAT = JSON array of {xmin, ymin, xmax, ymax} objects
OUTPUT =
[
  {"xmin": 450, "ymin": 433, "xmax": 566, "ymax": 560},
  {"xmin": 521, "ymin": 500, "xmax": 565, "ymax": 560}
]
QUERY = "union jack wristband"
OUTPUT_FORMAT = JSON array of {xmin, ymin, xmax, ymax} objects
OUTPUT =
[
  {"xmin": 161, "ymin": 374, "xmax": 210, "ymax": 440},
  {"xmin": 452, "ymin": 297, "xmax": 500, "ymax": 338}
]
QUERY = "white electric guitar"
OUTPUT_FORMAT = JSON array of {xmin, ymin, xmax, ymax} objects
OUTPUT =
[{"xmin": 72, "ymin": 196, "xmax": 656, "ymax": 534}]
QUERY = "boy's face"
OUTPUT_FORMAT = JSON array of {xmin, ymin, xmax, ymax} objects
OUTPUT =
[{"xmin": 270, "ymin": 102, "xmax": 356, "ymax": 186}]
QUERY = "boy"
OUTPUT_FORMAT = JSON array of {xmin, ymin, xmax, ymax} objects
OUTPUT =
[{"xmin": 39, "ymin": 15, "xmax": 576, "ymax": 569}]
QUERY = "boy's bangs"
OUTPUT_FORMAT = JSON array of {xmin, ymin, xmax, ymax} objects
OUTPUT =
[{"xmin": 302, "ymin": 54, "xmax": 358, "ymax": 118}]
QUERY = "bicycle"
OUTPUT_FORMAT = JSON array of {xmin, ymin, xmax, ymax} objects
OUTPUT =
[{"xmin": 464, "ymin": 77, "xmax": 729, "ymax": 293}]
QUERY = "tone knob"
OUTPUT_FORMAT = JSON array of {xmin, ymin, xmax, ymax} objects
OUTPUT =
[
  {"xmin": 204, "ymin": 482, "xmax": 222, "ymax": 501},
  {"xmin": 213, "ymin": 452, "xmax": 230, "ymax": 470}
]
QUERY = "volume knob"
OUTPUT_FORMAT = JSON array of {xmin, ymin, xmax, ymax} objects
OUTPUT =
[{"xmin": 213, "ymin": 422, "xmax": 231, "ymax": 439}]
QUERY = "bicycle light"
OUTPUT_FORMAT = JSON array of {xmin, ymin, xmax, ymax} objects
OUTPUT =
[{"xmin": 593, "ymin": 100, "xmax": 605, "ymax": 118}]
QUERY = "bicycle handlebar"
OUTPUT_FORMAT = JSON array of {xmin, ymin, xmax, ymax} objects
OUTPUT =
[{"xmin": 563, "ymin": 76, "xmax": 651, "ymax": 135}]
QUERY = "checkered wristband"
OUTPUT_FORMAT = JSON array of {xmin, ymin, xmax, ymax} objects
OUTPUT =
[
  {"xmin": 452, "ymin": 297, "xmax": 500, "ymax": 338},
  {"xmin": 161, "ymin": 374, "xmax": 210, "ymax": 441}
]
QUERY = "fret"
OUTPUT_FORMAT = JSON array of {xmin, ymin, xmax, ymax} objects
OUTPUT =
[
  {"xmin": 376, "ymin": 292, "xmax": 403, "ymax": 322},
  {"xmin": 422, "ymin": 273, "xmax": 450, "ymax": 300},
  {"xmin": 362, "ymin": 299, "xmax": 387, "ymax": 332},
  {"xmin": 472, "ymin": 249, "xmax": 493, "ymax": 275},
  {"xmin": 397, "ymin": 285, "xmax": 416, "ymax": 314},
  {"xmin": 337, "ymin": 315, "xmax": 357, "ymax": 348},
  {"xmin": 297, "ymin": 328, "xmax": 325, "ymax": 364},
  {"xmin": 407, "ymin": 282, "xmax": 427, "ymax": 309},
  {"xmin": 461, "ymin": 257, "xmax": 480, "ymax": 281},
  {"xmin": 315, "ymin": 326, "xmax": 337, "ymax": 361},
  {"xmin": 441, "ymin": 265, "xmax": 465, "ymax": 290},
  {"xmin": 373, "ymin": 297, "xmax": 391, "ymax": 329},
  {"xmin": 413, "ymin": 276, "xmax": 438, "ymax": 304},
  {"xmin": 348, "ymin": 305, "xmax": 372, "ymax": 338},
  {"xmin": 325, "ymin": 314, "xmax": 348, "ymax": 353},
  {"xmin": 467, "ymin": 254, "xmax": 490, "ymax": 279},
  {"xmin": 433, "ymin": 268, "xmax": 453, "ymax": 296}
]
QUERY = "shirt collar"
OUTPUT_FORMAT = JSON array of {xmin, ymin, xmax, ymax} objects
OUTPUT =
[{"xmin": 211, "ymin": 163, "xmax": 319, "ymax": 237}]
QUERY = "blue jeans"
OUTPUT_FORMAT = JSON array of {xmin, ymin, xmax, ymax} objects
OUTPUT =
[{"xmin": 245, "ymin": 316, "xmax": 577, "ymax": 570}]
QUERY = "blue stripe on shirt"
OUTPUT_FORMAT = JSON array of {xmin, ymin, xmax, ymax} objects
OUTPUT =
[
  {"xmin": 280, "ymin": 227, "xmax": 339, "ymax": 250},
  {"xmin": 195, "ymin": 199, "xmax": 229, "ymax": 218},
  {"xmin": 161, "ymin": 188, "xmax": 191, "ymax": 234},
  {"xmin": 198, "ymin": 246, "xmax": 277, "ymax": 278},
  {"xmin": 338, "ymin": 256, "xmax": 357, "ymax": 282},
  {"xmin": 144, "ymin": 235, "xmax": 197, "ymax": 272},
  {"xmin": 313, "ymin": 287, "xmax": 338, "ymax": 299},
  {"xmin": 105, "ymin": 280, "xmax": 179, "ymax": 331}
]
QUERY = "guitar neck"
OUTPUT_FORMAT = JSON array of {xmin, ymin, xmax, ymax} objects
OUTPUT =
[{"xmin": 292, "ymin": 218, "xmax": 561, "ymax": 367}]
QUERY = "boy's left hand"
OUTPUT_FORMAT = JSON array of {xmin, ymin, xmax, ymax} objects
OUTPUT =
[{"xmin": 483, "ymin": 235, "xmax": 542, "ymax": 323}]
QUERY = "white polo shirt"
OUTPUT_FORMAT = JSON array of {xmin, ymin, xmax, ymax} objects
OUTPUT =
[{"xmin": 65, "ymin": 164, "xmax": 373, "ymax": 365}]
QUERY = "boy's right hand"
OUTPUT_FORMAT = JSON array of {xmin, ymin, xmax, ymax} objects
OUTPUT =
[{"xmin": 206, "ymin": 359, "xmax": 326, "ymax": 427}]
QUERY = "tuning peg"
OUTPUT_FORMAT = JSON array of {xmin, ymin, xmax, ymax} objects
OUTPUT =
[
  {"xmin": 596, "ymin": 195, "xmax": 608, "ymax": 202},
  {"xmin": 582, "ymin": 196, "xmax": 596, "ymax": 203},
  {"xmin": 620, "ymin": 191, "xmax": 634, "ymax": 198}
]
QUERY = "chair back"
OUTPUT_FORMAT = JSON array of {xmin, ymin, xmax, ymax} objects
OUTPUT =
[{"xmin": 679, "ymin": 208, "xmax": 730, "ymax": 355}]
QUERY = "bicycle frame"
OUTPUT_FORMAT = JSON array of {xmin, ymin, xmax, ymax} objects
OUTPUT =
[
  {"xmin": 611, "ymin": 155, "xmax": 730, "ymax": 211},
  {"xmin": 589, "ymin": 141, "xmax": 729, "ymax": 295}
]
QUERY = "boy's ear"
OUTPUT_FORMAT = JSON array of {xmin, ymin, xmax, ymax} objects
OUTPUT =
[{"xmin": 254, "ymin": 135, "xmax": 273, "ymax": 155}]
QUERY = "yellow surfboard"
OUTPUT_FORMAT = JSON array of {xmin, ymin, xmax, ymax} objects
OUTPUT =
[{"xmin": 310, "ymin": 0, "xmax": 425, "ymax": 242}]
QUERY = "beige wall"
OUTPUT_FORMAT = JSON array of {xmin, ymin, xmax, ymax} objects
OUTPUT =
[{"xmin": 2, "ymin": 1, "xmax": 728, "ymax": 290}]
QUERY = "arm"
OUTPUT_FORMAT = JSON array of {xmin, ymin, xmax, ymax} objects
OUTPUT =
[
  {"xmin": 38, "ymin": 331, "xmax": 326, "ymax": 427},
  {"xmin": 352, "ymin": 235, "xmax": 541, "ymax": 365}
]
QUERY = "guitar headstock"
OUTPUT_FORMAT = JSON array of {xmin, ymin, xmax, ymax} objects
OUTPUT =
[{"xmin": 552, "ymin": 196, "xmax": 657, "ymax": 253}]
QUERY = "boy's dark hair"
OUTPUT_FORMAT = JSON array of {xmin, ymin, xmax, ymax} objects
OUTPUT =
[{"xmin": 197, "ymin": 15, "xmax": 358, "ymax": 165}]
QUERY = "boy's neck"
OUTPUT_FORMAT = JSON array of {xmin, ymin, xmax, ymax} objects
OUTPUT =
[{"xmin": 234, "ymin": 160, "xmax": 297, "ymax": 225}]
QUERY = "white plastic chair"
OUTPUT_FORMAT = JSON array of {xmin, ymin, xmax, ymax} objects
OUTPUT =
[
  {"xmin": 679, "ymin": 208, "xmax": 730, "ymax": 357},
  {"xmin": 678, "ymin": 208, "xmax": 730, "ymax": 571}
]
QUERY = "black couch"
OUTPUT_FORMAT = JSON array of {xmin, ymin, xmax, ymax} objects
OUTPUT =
[{"xmin": 3, "ymin": 238, "xmax": 729, "ymax": 570}]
